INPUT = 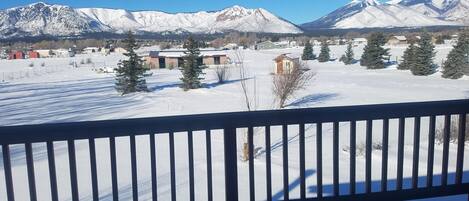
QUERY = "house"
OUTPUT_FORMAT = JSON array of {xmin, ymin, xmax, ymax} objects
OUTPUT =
[
  {"xmin": 83, "ymin": 47, "xmax": 100, "ymax": 54},
  {"xmin": 223, "ymin": 43, "xmax": 238, "ymax": 50},
  {"xmin": 255, "ymin": 41, "xmax": 277, "ymax": 50},
  {"xmin": 53, "ymin": 49, "xmax": 74, "ymax": 58},
  {"xmin": 8, "ymin": 51, "xmax": 25, "ymax": 60},
  {"xmin": 352, "ymin": 38, "xmax": 367, "ymax": 46},
  {"xmin": 113, "ymin": 47, "xmax": 127, "ymax": 54},
  {"xmin": 28, "ymin": 51, "xmax": 40, "ymax": 59},
  {"xmin": 273, "ymin": 53, "xmax": 300, "ymax": 74},
  {"xmin": 145, "ymin": 49, "xmax": 229, "ymax": 69},
  {"xmin": 36, "ymin": 49, "xmax": 52, "ymax": 58},
  {"xmin": 387, "ymin": 36, "xmax": 407, "ymax": 45}
]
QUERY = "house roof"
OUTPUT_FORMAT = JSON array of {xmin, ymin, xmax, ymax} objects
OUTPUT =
[
  {"xmin": 149, "ymin": 49, "xmax": 227, "ymax": 58},
  {"xmin": 392, "ymin": 36, "xmax": 407, "ymax": 41},
  {"xmin": 274, "ymin": 53, "xmax": 300, "ymax": 62}
]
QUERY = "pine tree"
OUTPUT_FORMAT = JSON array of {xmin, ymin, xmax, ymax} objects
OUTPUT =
[
  {"xmin": 398, "ymin": 42, "xmax": 418, "ymax": 70},
  {"xmin": 317, "ymin": 40, "xmax": 330, "ymax": 62},
  {"xmin": 180, "ymin": 36, "xmax": 206, "ymax": 90},
  {"xmin": 360, "ymin": 32, "xmax": 390, "ymax": 69},
  {"xmin": 411, "ymin": 31, "xmax": 437, "ymax": 76},
  {"xmin": 301, "ymin": 41, "xmax": 316, "ymax": 60},
  {"xmin": 115, "ymin": 31, "xmax": 148, "ymax": 95},
  {"xmin": 341, "ymin": 42, "xmax": 355, "ymax": 65},
  {"xmin": 442, "ymin": 31, "xmax": 469, "ymax": 79}
]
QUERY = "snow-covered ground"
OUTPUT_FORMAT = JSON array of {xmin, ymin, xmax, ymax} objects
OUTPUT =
[{"xmin": 0, "ymin": 45, "xmax": 468, "ymax": 201}]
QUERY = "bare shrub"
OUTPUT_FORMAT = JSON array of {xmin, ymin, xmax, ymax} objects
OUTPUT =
[
  {"xmin": 86, "ymin": 58, "xmax": 93, "ymax": 64},
  {"xmin": 215, "ymin": 65, "xmax": 230, "ymax": 84},
  {"xmin": 435, "ymin": 117, "xmax": 469, "ymax": 144},
  {"xmin": 40, "ymin": 62, "xmax": 45, "ymax": 67},
  {"xmin": 28, "ymin": 62, "xmax": 34, "ymax": 67},
  {"xmin": 80, "ymin": 59, "xmax": 85, "ymax": 65},
  {"xmin": 342, "ymin": 141, "xmax": 383, "ymax": 157},
  {"xmin": 272, "ymin": 62, "xmax": 315, "ymax": 108}
]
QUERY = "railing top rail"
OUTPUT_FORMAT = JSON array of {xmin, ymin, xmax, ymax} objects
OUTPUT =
[{"xmin": 0, "ymin": 99, "xmax": 468, "ymax": 144}]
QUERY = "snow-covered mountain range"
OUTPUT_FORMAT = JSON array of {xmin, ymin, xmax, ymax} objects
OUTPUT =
[
  {"xmin": 0, "ymin": 2, "xmax": 302, "ymax": 39},
  {"xmin": 301, "ymin": 0, "xmax": 469, "ymax": 29}
]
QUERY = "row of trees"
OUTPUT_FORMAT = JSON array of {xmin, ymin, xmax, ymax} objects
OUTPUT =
[
  {"xmin": 302, "ymin": 30, "xmax": 468, "ymax": 79},
  {"xmin": 115, "ymin": 32, "xmax": 207, "ymax": 95}
]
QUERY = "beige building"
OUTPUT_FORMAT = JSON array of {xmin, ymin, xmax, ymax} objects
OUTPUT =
[
  {"xmin": 273, "ymin": 53, "xmax": 300, "ymax": 74},
  {"xmin": 387, "ymin": 36, "xmax": 407, "ymax": 45},
  {"xmin": 145, "ymin": 49, "xmax": 229, "ymax": 69}
]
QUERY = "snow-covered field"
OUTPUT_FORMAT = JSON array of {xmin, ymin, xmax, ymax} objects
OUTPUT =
[{"xmin": 0, "ymin": 45, "xmax": 468, "ymax": 201}]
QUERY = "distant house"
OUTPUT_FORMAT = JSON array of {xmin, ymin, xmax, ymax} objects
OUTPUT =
[
  {"xmin": 145, "ymin": 49, "xmax": 229, "ymax": 69},
  {"xmin": 83, "ymin": 47, "xmax": 100, "ymax": 54},
  {"xmin": 273, "ymin": 53, "xmax": 300, "ymax": 74},
  {"xmin": 223, "ymin": 43, "xmax": 238, "ymax": 50},
  {"xmin": 113, "ymin": 47, "xmax": 127, "ymax": 54},
  {"xmin": 36, "ymin": 49, "xmax": 52, "ymax": 58},
  {"xmin": 8, "ymin": 51, "xmax": 25, "ymax": 60},
  {"xmin": 255, "ymin": 41, "xmax": 277, "ymax": 50},
  {"xmin": 255, "ymin": 40, "xmax": 296, "ymax": 50},
  {"xmin": 53, "ymin": 49, "xmax": 74, "ymax": 58},
  {"xmin": 28, "ymin": 51, "xmax": 40, "ymax": 59},
  {"xmin": 352, "ymin": 38, "xmax": 367, "ymax": 46},
  {"xmin": 387, "ymin": 36, "xmax": 407, "ymax": 45}
]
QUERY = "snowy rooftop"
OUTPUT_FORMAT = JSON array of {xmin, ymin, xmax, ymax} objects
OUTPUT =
[{"xmin": 149, "ymin": 49, "xmax": 228, "ymax": 58}]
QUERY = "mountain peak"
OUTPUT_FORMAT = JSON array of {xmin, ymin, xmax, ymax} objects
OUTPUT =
[{"xmin": 350, "ymin": 0, "xmax": 381, "ymax": 6}]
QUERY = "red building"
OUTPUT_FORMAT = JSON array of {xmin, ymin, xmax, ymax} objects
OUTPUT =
[
  {"xmin": 28, "ymin": 51, "xmax": 40, "ymax": 59},
  {"xmin": 8, "ymin": 51, "xmax": 25, "ymax": 60}
]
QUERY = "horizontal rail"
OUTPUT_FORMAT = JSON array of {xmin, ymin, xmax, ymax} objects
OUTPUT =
[{"xmin": 1, "ymin": 99, "xmax": 468, "ymax": 144}]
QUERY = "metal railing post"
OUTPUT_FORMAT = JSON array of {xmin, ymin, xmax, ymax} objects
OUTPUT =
[{"xmin": 224, "ymin": 127, "xmax": 238, "ymax": 201}]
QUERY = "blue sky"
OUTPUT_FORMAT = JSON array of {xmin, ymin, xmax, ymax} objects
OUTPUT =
[{"xmin": 0, "ymin": 0, "xmax": 354, "ymax": 24}]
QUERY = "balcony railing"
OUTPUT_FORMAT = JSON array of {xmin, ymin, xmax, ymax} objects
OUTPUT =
[{"xmin": 0, "ymin": 99, "xmax": 468, "ymax": 201}]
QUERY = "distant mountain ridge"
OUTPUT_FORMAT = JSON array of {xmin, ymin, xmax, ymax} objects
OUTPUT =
[
  {"xmin": 301, "ymin": 0, "xmax": 468, "ymax": 30},
  {"xmin": 0, "ymin": 2, "xmax": 302, "ymax": 39}
]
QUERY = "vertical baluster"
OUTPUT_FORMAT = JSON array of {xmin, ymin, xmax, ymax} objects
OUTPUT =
[
  {"xmin": 412, "ymin": 117, "xmax": 421, "ymax": 189},
  {"xmin": 47, "ymin": 141, "xmax": 59, "ymax": 201},
  {"xmin": 299, "ymin": 123, "xmax": 306, "ymax": 199},
  {"xmin": 130, "ymin": 135, "xmax": 139, "ymax": 201},
  {"xmin": 333, "ymin": 122, "xmax": 339, "ymax": 196},
  {"xmin": 427, "ymin": 116, "xmax": 436, "ymax": 188},
  {"xmin": 316, "ymin": 123, "xmax": 323, "ymax": 198},
  {"xmin": 89, "ymin": 138, "xmax": 99, "ymax": 201},
  {"xmin": 455, "ymin": 114, "xmax": 466, "ymax": 184},
  {"xmin": 224, "ymin": 127, "xmax": 238, "ymax": 201},
  {"xmin": 248, "ymin": 127, "xmax": 255, "ymax": 201},
  {"xmin": 2, "ymin": 144, "xmax": 15, "ymax": 201},
  {"xmin": 169, "ymin": 132, "xmax": 177, "ymax": 201},
  {"xmin": 25, "ymin": 143, "xmax": 37, "ymax": 201},
  {"xmin": 265, "ymin": 126, "xmax": 272, "ymax": 201},
  {"xmin": 441, "ymin": 115, "xmax": 451, "ymax": 186},
  {"xmin": 350, "ymin": 121, "xmax": 356, "ymax": 195},
  {"xmin": 397, "ymin": 118, "xmax": 405, "ymax": 190},
  {"xmin": 110, "ymin": 137, "xmax": 119, "ymax": 201},
  {"xmin": 150, "ymin": 134, "xmax": 158, "ymax": 201},
  {"xmin": 365, "ymin": 120, "xmax": 372, "ymax": 194},
  {"xmin": 282, "ymin": 124, "xmax": 289, "ymax": 200},
  {"xmin": 188, "ymin": 131, "xmax": 195, "ymax": 201},
  {"xmin": 206, "ymin": 130, "xmax": 213, "ymax": 201},
  {"xmin": 381, "ymin": 119, "xmax": 389, "ymax": 192},
  {"xmin": 68, "ymin": 140, "xmax": 79, "ymax": 201}
]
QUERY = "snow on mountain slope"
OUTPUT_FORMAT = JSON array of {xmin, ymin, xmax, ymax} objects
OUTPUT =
[
  {"xmin": 301, "ymin": 0, "xmax": 465, "ymax": 29},
  {"xmin": 77, "ymin": 5, "xmax": 302, "ymax": 34},
  {"xmin": 0, "ymin": 2, "xmax": 104, "ymax": 38},
  {"xmin": 0, "ymin": 2, "xmax": 302, "ymax": 39},
  {"xmin": 334, "ymin": 3, "xmax": 457, "ymax": 28}
]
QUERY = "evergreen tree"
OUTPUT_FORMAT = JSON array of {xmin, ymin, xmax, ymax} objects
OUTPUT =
[
  {"xmin": 442, "ymin": 31, "xmax": 469, "ymax": 79},
  {"xmin": 115, "ymin": 31, "xmax": 148, "ymax": 95},
  {"xmin": 340, "ymin": 42, "xmax": 355, "ymax": 65},
  {"xmin": 398, "ymin": 42, "xmax": 418, "ymax": 70},
  {"xmin": 317, "ymin": 40, "xmax": 330, "ymax": 62},
  {"xmin": 180, "ymin": 36, "xmax": 206, "ymax": 90},
  {"xmin": 301, "ymin": 41, "xmax": 316, "ymax": 60},
  {"xmin": 411, "ymin": 31, "xmax": 437, "ymax": 76},
  {"xmin": 360, "ymin": 32, "xmax": 390, "ymax": 69}
]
